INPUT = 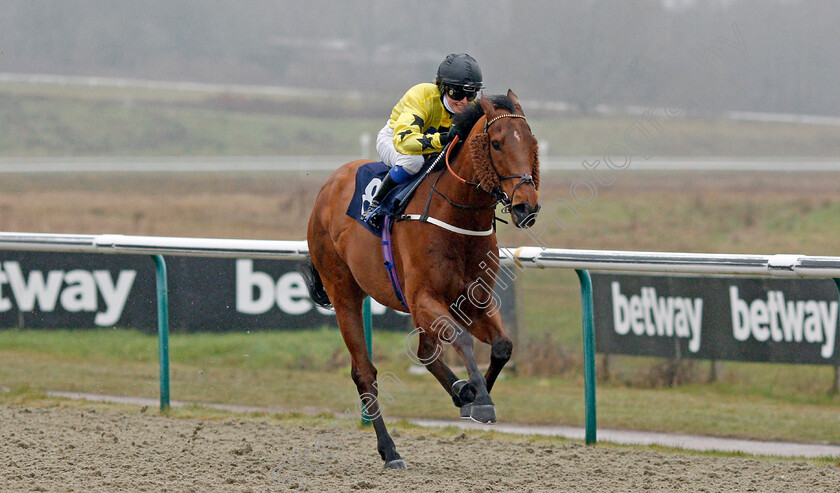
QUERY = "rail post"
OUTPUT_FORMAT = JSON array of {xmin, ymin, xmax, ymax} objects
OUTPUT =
[
  {"xmin": 833, "ymin": 279, "xmax": 840, "ymax": 395},
  {"xmin": 361, "ymin": 296, "xmax": 373, "ymax": 425},
  {"xmin": 576, "ymin": 269, "xmax": 597, "ymax": 444},
  {"xmin": 152, "ymin": 255, "xmax": 170, "ymax": 411}
]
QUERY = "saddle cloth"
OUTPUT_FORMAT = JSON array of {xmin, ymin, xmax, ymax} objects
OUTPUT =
[{"xmin": 345, "ymin": 161, "xmax": 428, "ymax": 237}]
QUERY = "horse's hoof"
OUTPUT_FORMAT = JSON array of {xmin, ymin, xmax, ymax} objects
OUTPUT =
[
  {"xmin": 460, "ymin": 402, "xmax": 472, "ymax": 420},
  {"xmin": 469, "ymin": 404, "xmax": 497, "ymax": 424},
  {"xmin": 451, "ymin": 379, "xmax": 476, "ymax": 407},
  {"xmin": 384, "ymin": 459, "xmax": 407, "ymax": 469}
]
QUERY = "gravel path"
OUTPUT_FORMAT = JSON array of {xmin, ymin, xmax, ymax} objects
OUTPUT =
[{"xmin": 3, "ymin": 405, "xmax": 839, "ymax": 492}]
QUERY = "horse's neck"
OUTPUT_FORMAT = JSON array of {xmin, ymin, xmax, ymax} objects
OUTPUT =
[
  {"xmin": 448, "ymin": 152, "xmax": 484, "ymax": 195},
  {"xmin": 428, "ymin": 147, "xmax": 496, "ymax": 222}
]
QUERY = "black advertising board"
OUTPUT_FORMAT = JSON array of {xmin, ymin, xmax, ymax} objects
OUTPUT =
[
  {"xmin": 592, "ymin": 273, "xmax": 840, "ymax": 365},
  {"xmin": 0, "ymin": 252, "xmax": 407, "ymax": 331},
  {"xmin": 0, "ymin": 251, "xmax": 515, "ymax": 333},
  {"xmin": 0, "ymin": 252, "xmax": 158, "ymax": 330}
]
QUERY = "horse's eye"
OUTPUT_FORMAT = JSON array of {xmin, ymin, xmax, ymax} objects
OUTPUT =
[{"xmin": 492, "ymin": 141, "xmax": 501, "ymax": 150}]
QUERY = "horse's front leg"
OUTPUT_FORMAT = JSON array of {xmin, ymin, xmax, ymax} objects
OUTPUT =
[
  {"xmin": 471, "ymin": 311, "xmax": 513, "ymax": 394},
  {"xmin": 412, "ymin": 296, "xmax": 496, "ymax": 424}
]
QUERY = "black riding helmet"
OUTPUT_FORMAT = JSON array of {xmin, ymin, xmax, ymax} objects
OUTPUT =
[{"xmin": 436, "ymin": 53, "xmax": 483, "ymax": 101}]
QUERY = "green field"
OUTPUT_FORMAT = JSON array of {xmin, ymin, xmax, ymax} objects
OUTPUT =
[
  {"xmin": 4, "ymin": 81, "xmax": 840, "ymax": 157},
  {"xmin": 2, "ymin": 82, "xmax": 840, "ymax": 447}
]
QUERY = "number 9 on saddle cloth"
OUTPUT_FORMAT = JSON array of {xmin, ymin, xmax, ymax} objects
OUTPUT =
[{"xmin": 346, "ymin": 158, "xmax": 438, "ymax": 238}]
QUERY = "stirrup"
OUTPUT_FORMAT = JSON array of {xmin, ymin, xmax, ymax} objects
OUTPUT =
[{"xmin": 362, "ymin": 203, "xmax": 381, "ymax": 222}]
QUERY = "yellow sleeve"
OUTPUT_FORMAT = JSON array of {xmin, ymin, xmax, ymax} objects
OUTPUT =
[{"xmin": 389, "ymin": 84, "xmax": 449, "ymax": 155}]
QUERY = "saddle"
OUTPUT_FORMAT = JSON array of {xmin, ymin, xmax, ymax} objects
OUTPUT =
[
  {"xmin": 345, "ymin": 158, "xmax": 437, "ymax": 237},
  {"xmin": 346, "ymin": 158, "xmax": 441, "ymax": 312}
]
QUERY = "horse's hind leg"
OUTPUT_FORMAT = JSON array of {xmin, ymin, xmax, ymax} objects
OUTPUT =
[
  {"xmin": 471, "ymin": 311, "xmax": 513, "ymax": 394},
  {"xmin": 412, "ymin": 295, "xmax": 496, "ymax": 424},
  {"xmin": 416, "ymin": 331, "xmax": 476, "ymax": 408},
  {"xmin": 448, "ymin": 323, "xmax": 497, "ymax": 424},
  {"xmin": 337, "ymin": 293, "xmax": 406, "ymax": 468},
  {"xmin": 312, "ymin": 255, "xmax": 406, "ymax": 468}
]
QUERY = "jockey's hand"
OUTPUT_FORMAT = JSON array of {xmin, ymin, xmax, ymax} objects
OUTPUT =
[{"xmin": 440, "ymin": 125, "xmax": 462, "ymax": 146}]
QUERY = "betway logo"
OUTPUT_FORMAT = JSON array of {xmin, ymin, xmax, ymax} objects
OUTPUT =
[
  {"xmin": 0, "ymin": 261, "xmax": 136, "ymax": 326},
  {"xmin": 611, "ymin": 282, "xmax": 703, "ymax": 353},
  {"xmin": 730, "ymin": 286, "xmax": 838, "ymax": 359},
  {"xmin": 235, "ymin": 259, "xmax": 394, "ymax": 316}
]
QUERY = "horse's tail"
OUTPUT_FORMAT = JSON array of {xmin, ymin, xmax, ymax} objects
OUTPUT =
[{"xmin": 299, "ymin": 258, "xmax": 333, "ymax": 309}]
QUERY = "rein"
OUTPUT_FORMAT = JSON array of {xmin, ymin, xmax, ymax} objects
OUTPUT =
[
  {"xmin": 398, "ymin": 112, "xmax": 537, "ymax": 236},
  {"xmin": 443, "ymin": 113, "xmax": 536, "ymax": 210}
]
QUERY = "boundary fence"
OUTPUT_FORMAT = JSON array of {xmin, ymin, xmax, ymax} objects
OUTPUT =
[{"xmin": 2, "ymin": 231, "xmax": 840, "ymax": 445}]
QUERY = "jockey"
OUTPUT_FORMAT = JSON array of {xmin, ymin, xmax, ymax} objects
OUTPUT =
[{"xmin": 362, "ymin": 53, "xmax": 484, "ymax": 221}]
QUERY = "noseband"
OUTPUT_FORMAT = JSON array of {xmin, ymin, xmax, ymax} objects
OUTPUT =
[{"xmin": 445, "ymin": 113, "xmax": 537, "ymax": 211}]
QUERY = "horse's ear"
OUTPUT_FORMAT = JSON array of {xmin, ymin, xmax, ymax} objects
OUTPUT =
[
  {"xmin": 479, "ymin": 93, "xmax": 496, "ymax": 117},
  {"xmin": 469, "ymin": 133, "xmax": 501, "ymax": 192},
  {"xmin": 507, "ymin": 89, "xmax": 524, "ymax": 115}
]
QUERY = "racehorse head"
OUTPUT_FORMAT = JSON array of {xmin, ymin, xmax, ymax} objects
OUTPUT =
[{"xmin": 466, "ymin": 90, "xmax": 540, "ymax": 228}]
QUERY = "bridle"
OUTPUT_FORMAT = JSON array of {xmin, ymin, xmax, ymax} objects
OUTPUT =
[
  {"xmin": 402, "ymin": 111, "xmax": 540, "ymax": 235},
  {"xmin": 443, "ymin": 113, "xmax": 537, "ymax": 211}
]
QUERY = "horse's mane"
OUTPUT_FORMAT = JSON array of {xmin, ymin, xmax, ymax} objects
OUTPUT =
[{"xmin": 453, "ymin": 94, "xmax": 516, "ymax": 133}]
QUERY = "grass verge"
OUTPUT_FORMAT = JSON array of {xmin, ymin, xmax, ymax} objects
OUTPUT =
[{"xmin": 1, "ymin": 328, "xmax": 839, "ymax": 445}]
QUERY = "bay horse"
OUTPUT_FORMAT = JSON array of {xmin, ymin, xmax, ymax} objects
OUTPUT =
[{"xmin": 303, "ymin": 90, "xmax": 540, "ymax": 469}]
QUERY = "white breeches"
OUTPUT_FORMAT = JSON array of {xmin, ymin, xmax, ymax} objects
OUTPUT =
[{"xmin": 376, "ymin": 123, "xmax": 425, "ymax": 174}]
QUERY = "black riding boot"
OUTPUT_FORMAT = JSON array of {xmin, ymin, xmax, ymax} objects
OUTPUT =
[{"xmin": 362, "ymin": 173, "xmax": 400, "ymax": 221}]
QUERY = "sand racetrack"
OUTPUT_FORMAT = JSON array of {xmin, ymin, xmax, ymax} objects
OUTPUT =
[{"xmin": 2, "ymin": 405, "xmax": 839, "ymax": 492}]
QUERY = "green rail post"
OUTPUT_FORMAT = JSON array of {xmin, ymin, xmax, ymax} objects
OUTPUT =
[
  {"xmin": 833, "ymin": 279, "xmax": 840, "ymax": 395},
  {"xmin": 576, "ymin": 269, "xmax": 597, "ymax": 445},
  {"xmin": 152, "ymin": 255, "xmax": 170, "ymax": 411},
  {"xmin": 361, "ymin": 296, "xmax": 373, "ymax": 425},
  {"xmin": 363, "ymin": 296, "xmax": 373, "ymax": 358}
]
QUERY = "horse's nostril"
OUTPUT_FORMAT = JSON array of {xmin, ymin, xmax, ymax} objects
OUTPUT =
[
  {"xmin": 511, "ymin": 203, "xmax": 538, "ymax": 229},
  {"xmin": 519, "ymin": 215, "xmax": 536, "ymax": 229},
  {"xmin": 523, "ymin": 215, "xmax": 536, "ymax": 228}
]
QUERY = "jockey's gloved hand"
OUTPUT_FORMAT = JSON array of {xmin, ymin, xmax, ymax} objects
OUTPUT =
[{"xmin": 439, "ymin": 125, "xmax": 462, "ymax": 146}]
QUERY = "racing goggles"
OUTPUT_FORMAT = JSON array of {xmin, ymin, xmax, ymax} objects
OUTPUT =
[{"xmin": 445, "ymin": 84, "xmax": 479, "ymax": 101}]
